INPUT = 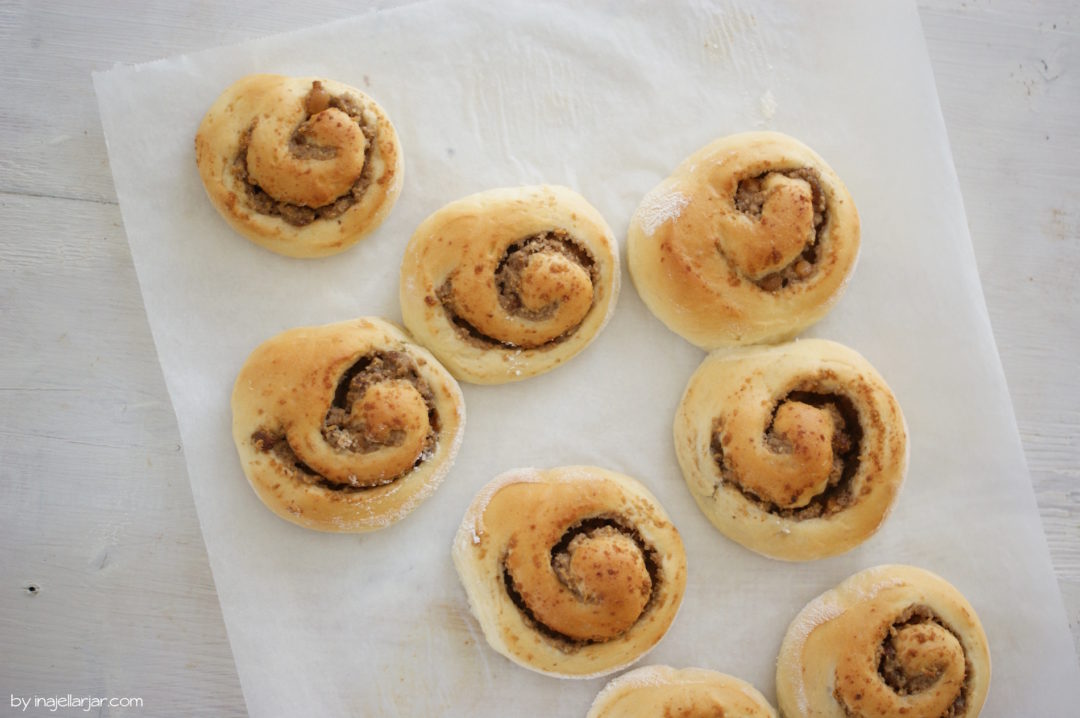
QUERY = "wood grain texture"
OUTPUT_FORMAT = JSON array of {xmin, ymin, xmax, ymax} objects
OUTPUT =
[
  {"xmin": 0, "ymin": 194, "xmax": 244, "ymax": 715},
  {"xmin": 0, "ymin": 1, "xmax": 1076, "ymax": 715}
]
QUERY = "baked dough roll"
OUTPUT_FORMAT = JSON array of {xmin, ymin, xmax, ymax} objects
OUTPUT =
[
  {"xmin": 674, "ymin": 339, "xmax": 906, "ymax": 560},
  {"xmin": 588, "ymin": 665, "xmax": 778, "ymax": 718},
  {"xmin": 776, "ymin": 565, "xmax": 991, "ymax": 718},
  {"xmin": 400, "ymin": 186, "xmax": 620, "ymax": 384},
  {"xmin": 196, "ymin": 74, "xmax": 403, "ymax": 258},
  {"xmin": 452, "ymin": 466, "xmax": 686, "ymax": 677},
  {"xmin": 628, "ymin": 132, "xmax": 859, "ymax": 347},
  {"xmin": 231, "ymin": 318, "xmax": 464, "ymax": 532}
]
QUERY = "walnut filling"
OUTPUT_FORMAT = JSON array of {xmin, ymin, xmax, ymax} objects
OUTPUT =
[
  {"xmin": 232, "ymin": 82, "xmax": 377, "ymax": 227},
  {"xmin": 250, "ymin": 351, "xmax": 439, "ymax": 491},
  {"xmin": 437, "ymin": 230, "xmax": 599, "ymax": 349},
  {"xmin": 734, "ymin": 167, "xmax": 827, "ymax": 291},
  {"xmin": 494, "ymin": 231, "xmax": 598, "ymax": 320},
  {"xmin": 322, "ymin": 351, "xmax": 440, "ymax": 453},
  {"xmin": 875, "ymin": 606, "xmax": 972, "ymax": 718},
  {"xmin": 711, "ymin": 388, "xmax": 863, "ymax": 520},
  {"xmin": 501, "ymin": 517, "xmax": 662, "ymax": 652}
]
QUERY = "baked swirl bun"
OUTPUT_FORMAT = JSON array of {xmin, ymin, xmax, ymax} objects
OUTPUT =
[
  {"xmin": 195, "ymin": 74, "xmax": 403, "ymax": 257},
  {"xmin": 231, "ymin": 318, "xmax": 464, "ymax": 532},
  {"xmin": 400, "ymin": 186, "xmax": 619, "ymax": 384},
  {"xmin": 628, "ymin": 132, "xmax": 859, "ymax": 347},
  {"xmin": 776, "ymin": 565, "xmax": 991, "ymax": 718},
  {"xmin": 674, "ymin": 339, "xmax": 906, "ymax": 560},
  {"xmin": 587, "ymin": 665, "xmax": 778, "ymax": 718},
  {"xmin": 452, "ymin": 466, "xmax": 686, "ymax": 677}
]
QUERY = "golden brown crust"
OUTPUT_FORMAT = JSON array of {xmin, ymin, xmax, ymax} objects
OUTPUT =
[
  {"xmin": 587, "ymin": 665, "xmax": 778, "ymax": 718},
  {"xmin": 674, "ymin": 339, "xmax": 907, "ymax": 560},
  {"xmin": 628, "ymin": 132, "xmax": 859, "ymax": 347},
  {"xmin": 452, "ymin": 466, "xmax": 686, "ymax": 677},
  {"xmin": 776, "ymin": 565, "xmax": 991, "ymax": 718},
  {"xmin": 231, "ymin": 318, "xmax": 464, "ymax": 532},
  {"xmin": 195, "ymin": 74, "xmax": 403, "ymax": 258},
  {"xmin": 400, "ymin": 185, "xmax": 620, "ymax": 384}
]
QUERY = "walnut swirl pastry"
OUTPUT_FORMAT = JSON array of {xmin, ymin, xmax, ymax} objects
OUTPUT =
[
  {"xmin": 776, "ymin": 565, "xmax": 991, "ymax": 718},
  {"xmin": 196, "ymin": 74, "xmax": 403, "ymax": 257},
  {"xmin": 452, "ymin": 466, "xmax": 686, "ymax": 677},
  {"xmin": 231, "ymin": 318, "xmax": 464, "ymax": 532},
  {"xmin": 674, "ymin": 339, "xmax": 907, "ymax": 560},
  {"xmin": 400, "ymin": 185, "xmax": 620, "ymax": 384},
  {"xmin": 587, "ymin": 665, "xmax": 778, "ymax": 718},
  {"xmin": 628, "ymin": 132, "xmax": 859, "ymax": 347}
]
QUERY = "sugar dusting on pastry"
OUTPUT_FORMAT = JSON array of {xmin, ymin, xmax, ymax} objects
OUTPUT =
[
  {"xmin": 784, "ymin": 596, "xmax": 844, "ymax": 716},
  {"xmin": 634, "ymin": 185, "xmax": 689, "ymax": 236}
]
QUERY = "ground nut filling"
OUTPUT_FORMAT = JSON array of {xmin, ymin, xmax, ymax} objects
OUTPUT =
[
  {"xmin": 501, "ymin": 517, "xmax": 662, "ymax": 652},
  {"xmin": 733, "ymin": 167, "xmax": 827, "ymax": 291},
  {"xmin": 232, "ymin": 81, "xmax": 378, "ymax": 226},
  {"xmin": 711, "ymin": 385, "xmax": 863, "ymax": 520},
  {"xmin": 249, "ymin": 351, "xmax": 439, "ymax": 491},
  {"xmin": 871, "ymin": 605, "xmax": 973, "ymax": 718},
  {"xmin": 437, "ymin": 229, "xmax": 599, "ymax": 349}
]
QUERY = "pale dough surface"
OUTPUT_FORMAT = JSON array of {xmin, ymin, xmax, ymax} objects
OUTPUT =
[{"xmin": 587, "ymin": 665, "xmax": 777, "ymax": 718}]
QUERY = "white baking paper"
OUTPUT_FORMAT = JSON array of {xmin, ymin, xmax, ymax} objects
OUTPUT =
[{"xmin": 94, "ymin": 0, "xmax": 1080, "ymax": 714}]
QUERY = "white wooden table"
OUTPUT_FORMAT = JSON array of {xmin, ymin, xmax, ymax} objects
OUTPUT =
[{"xmin": 1, "ymin": 1, "xmax": 1076, "ymax": 715}]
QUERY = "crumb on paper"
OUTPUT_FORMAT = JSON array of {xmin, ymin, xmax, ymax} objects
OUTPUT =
[{"xmin": 759, "ymin": 90, "xmax": 777, "ymax": 120}]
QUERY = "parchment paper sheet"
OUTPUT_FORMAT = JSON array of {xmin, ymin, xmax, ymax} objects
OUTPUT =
[{"xmin": 94, "ymin": 1, "xmax": 1080, "ymax": 714}]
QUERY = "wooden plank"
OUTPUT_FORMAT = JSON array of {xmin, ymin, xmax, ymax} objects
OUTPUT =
[{"xmin": 0, "ymin": 192, "xmax": 244, "ymax": 715}]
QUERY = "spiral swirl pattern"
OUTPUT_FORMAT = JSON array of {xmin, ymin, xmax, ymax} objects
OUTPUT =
[
  {"xmin": 587, "ymin": 666, "xmax": 778, "ymax": 718},
  {"xmin": 195, "ymin": 74, "xmax": 403, "ymax": 257},
  {"xmin": 231, "ymin": 318, "xmax": 464, "ymax": 532},
  {"xmin": 452, "ymin": 466, "xmax": 686, "ymax": 677},
  {"xmin": 674, "ymin": 339, "xmax": 907, "ymax": 560},
  {"xmin": 400, "ymin": 186, "xmax": 619, "ymax": 384},
  {"xmin": 628, "ymin": 131, "xmax": 859, "ymax": 347},
  {"xmin": 776, "ymin": 565, "xmax": 991, "ymax": 718}
]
